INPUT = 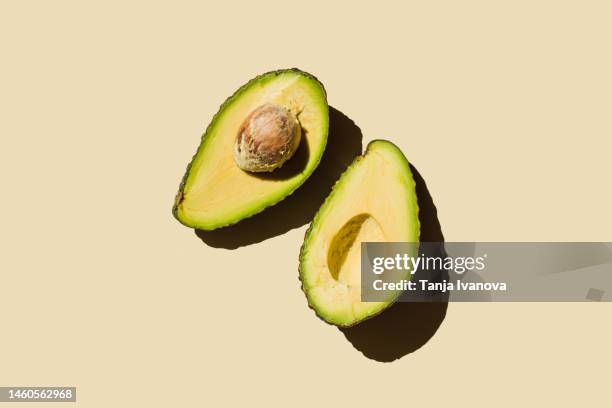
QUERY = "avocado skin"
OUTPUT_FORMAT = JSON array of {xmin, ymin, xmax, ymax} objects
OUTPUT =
[
  {"xmin": 173, "ymin": 68, "xmax": 328, "ymax": 230},
  {"xmin": 298, "ymin": 140, "xmax": 420, "ymax": 327}
]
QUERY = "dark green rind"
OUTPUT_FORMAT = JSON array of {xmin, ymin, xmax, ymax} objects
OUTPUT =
[
  {"xmin": 298, "ymin": 140, "xmax": 421, "ymax": 328},
  {"xmin": 173, "ymin": 68, "xmax": 329, "ymax": 230}
]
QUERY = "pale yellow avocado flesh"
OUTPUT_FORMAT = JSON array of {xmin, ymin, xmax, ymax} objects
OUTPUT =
[
  {"xmin": 174, "ymin": 70, "xmax": 328, "ymax": 230},
  {"xmin": 299, "ymin": 140, "xmax": 420, "ymax": 327}
]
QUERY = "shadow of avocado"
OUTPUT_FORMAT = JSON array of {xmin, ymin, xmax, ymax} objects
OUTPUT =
[
  {"xmin": 340, "ymin": 165, "xmax": 449, "ymax": 362},
  {"xmin": 195, "ymin": 107, "xmax": 363, "ymax": 249}
]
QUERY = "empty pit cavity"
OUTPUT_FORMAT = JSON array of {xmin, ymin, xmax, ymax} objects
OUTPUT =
[{"xmin": 327, "ymin": 213, "xmax": 385, "ymax": 285}]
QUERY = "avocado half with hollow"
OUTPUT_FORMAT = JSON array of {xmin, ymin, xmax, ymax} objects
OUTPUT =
[
  {"xmin": 299, "ymin": 140, "xmax": 420, "ymax": 327},
  {"xmin": 174, "ymin": 69, "xmax": 329, "ymax": 230}
]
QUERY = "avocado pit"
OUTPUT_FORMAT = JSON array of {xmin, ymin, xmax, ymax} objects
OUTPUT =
[{"xmin": 234, "ymin": 103, "xmax": 301, "ymax": 172}]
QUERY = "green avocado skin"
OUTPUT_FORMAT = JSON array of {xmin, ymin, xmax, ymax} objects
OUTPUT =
[
  {"xmin": 298, "ymin": 140, "xmax": 421, "ymax": 328},
  {"xmin": 173, "ymin": 68, "xmax": 329, "ymax": 230}
]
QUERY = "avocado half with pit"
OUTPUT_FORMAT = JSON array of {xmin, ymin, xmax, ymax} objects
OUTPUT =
[
  {"xmin": 299, "ymin": 140, "xmax": 420, "ymax": 327},
  {"xmin": 174, "ymin": 69, "xmax": 329, "ymax": 230}
]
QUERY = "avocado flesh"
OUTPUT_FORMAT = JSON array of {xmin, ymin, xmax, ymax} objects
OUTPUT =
[
  {"xmin": 299, "ymin": 140, "xmax": 420, "ymax": 327},
  {"xmin": 174, "ymin": 69, "xmax": 329, "ymax": 230}
]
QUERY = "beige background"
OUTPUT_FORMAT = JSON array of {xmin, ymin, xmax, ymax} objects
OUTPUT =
[{"xmin": 1, "ymin": 1, "xmax": 611, "ymax": 406}]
